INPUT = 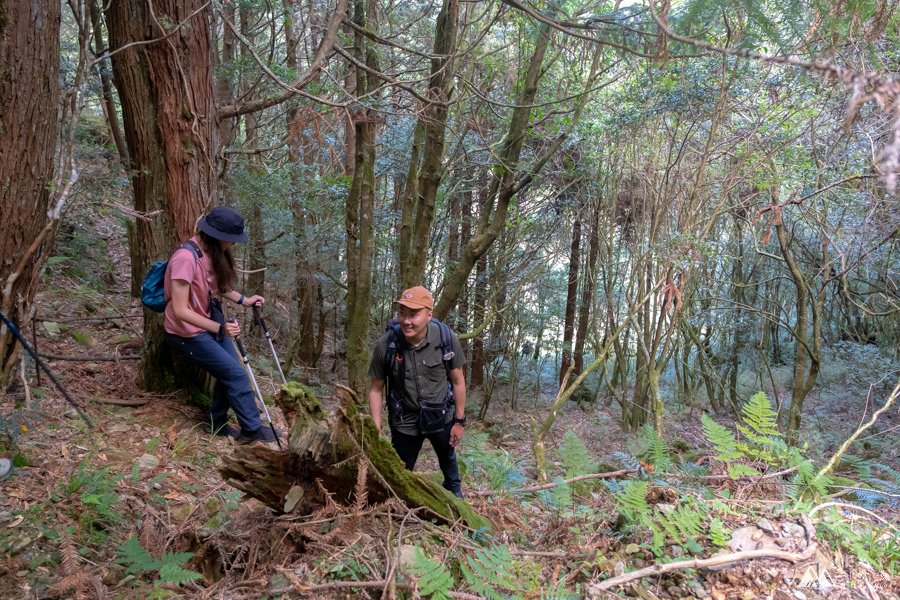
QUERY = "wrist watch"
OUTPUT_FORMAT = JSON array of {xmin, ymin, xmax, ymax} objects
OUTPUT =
[{"xmin": 453, "ymin": 414, "xmax": 467, "ymax": 427}]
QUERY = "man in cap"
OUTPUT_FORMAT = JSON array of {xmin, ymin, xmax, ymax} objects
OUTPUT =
[{"xmin": 368, "ymin": 287, "xmax": 467, "ymax": 498}]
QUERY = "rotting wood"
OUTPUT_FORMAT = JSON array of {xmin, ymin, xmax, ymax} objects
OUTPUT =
[{"xmin": 220, "ymin": 382, "xmax": 492, "ymax": 531}]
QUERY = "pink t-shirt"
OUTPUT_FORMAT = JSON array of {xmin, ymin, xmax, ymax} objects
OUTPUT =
[{"xmin": 163, "ymin": 237, "xmax": 219, "ymax": 338}]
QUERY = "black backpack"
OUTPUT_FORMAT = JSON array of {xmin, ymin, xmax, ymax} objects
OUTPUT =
[{"xmin": 384, "ymin": 318, "xmax": 455, "ymax": 432}]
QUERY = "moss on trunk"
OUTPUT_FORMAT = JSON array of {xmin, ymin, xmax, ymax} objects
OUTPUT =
[{"xmin": 222, "ymin": 383, "xmax": 491, "ymax": 532}]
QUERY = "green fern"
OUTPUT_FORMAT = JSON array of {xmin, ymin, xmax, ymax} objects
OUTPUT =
[
  {"xmin": 708, "ymin": 517, "xmax": 730, "ymax": 547},
  {"xmin": 736, "ymin": 392, "xmax": 780, "ymax": 461},
  {"xmin": 408, "ymin": 547, "xmax": 453, "ymax": 600},
  {"xmin": 115, "ymin": 536, "xmax": 201, "ymax": 586},
  {"xmin": 701, "ymin": 412, "xmax": 742, "ymax": 462},
  {"xmin": 461, "ymin": 545, "xmax": 521, "ymax": 600},
  {"xmin": 639, "ymin": 424, "xmax": 673, "ymax": 473},
  {"xmin": 614, "ymin": 480, "xmax": 649, "ymax": 525},
  {"xmin": 558, "ymin": 431, "xmax": 595, "ymax": 479}
]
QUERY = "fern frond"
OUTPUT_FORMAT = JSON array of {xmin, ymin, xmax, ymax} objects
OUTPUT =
[
  {"xmin": 727, "ymin": 463, "xmax": 759, "ymax": 479},
  {"xmin": 738, "ymin": 391, "xmax": 780, "ymax": 440},
  {"xmin": 615, "ymin": 480, "xmax": 650, "ymax": 525},
  {"xmin": 558, "ymin": 431, "xmax": 595, "ymax": 479},
  {"xmin": 353, "ymin": 458, "xmax": 368, "ymax": 514},
  {"xmin": 462, "ymin": 546, "xmax": 520, "ymax": 599},
  {"xmin": 156, "ymin": 563, "xmax": 203, "ymax": 587},
  {"xmin": 139, "ymin": 509, "xmax": 162, "ymax": 559},
  {"xmin": 408, "ymin": 547, "xmax": 454, "ymax": 600},
  {"xmin": 701, "ymin": 412, "xmax": 742, "ymax": 461},
  {"xmin": 708, "ymin": 517, "xmax": 730, "ymax": 547},
  {"xmin": 62, "ymin": 543, "xmax": 81, "ymax": 577},
  {"xmin": 639, "ymin": 424, "xmax": 673, "ymax": 473},
  {"xmin": 116, "ymin": 536, "xmax": 159, "ymax": 574},
  {"xmin": 612, "ymin": 451, "xmax": 641, "ymax": 471}
]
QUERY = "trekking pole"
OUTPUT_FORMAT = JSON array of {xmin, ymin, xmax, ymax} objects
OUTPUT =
[
  {"xmin": 252, "ymin": 305, "xmax": 286, "ymax": 384},
  {"xmin": 228, "ymin": 319, "xmax": 282, "ymax": 449},
  {"xmin": 0, "ymin": 308, "xmax": 93, "ymax": 429}
]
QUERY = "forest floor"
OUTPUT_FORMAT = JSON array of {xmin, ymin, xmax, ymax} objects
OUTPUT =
[{"xmin": 1, "ymin": 207, "xmax": 899, "ymax": 599}]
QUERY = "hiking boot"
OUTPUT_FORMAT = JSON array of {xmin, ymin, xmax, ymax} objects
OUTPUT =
[
  {"xmin": 236, "ymin": 426, "xmax": 282, "ymax": 445},
  {"xmin": 453, "ymin": 490, "xmax": 464, "ymax": 499},
  {"xmin": 203, "ymin": 422, "xmax": 240, "ymax": 438}
]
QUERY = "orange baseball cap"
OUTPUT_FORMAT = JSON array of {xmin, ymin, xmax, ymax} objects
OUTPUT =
[{"xmin": 395, "ymin": 286, "xmax": 434, "ymax": 310}]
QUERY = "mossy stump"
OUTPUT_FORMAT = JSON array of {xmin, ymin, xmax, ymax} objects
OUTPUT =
[{"xmin": 220, "ymin": 383, "xmax": 491, "ymax": 531}]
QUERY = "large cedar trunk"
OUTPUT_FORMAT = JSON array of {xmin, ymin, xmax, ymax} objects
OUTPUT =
[
  {"xmin": 106, "ymin": 0, "xmax": 219, "ymax": 391},
  {"xmin": 0, "ymin": 0, "xmax": 61, "ymax": 383},
  {"xmin": 220, "ymin": 383, "xmax": 491, "ymax": 531}
]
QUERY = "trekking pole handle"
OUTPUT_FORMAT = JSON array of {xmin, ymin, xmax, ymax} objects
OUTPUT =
[{"xmin": 252, "ymin": 305, "xmax": 269, "ymax": 334}]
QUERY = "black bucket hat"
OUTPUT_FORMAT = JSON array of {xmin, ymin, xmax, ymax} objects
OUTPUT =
[{"xmin": 198, "ymin": 206, "xmax": 248, "ymax": 243}]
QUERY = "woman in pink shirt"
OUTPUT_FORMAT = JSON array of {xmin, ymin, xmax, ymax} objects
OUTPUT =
[{"xmin": 164, "ymin": 206, "xmax": 278, "ymax": 444}]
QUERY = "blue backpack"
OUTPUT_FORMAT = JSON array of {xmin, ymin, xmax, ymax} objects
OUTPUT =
[{"xmin": 140, "ymin": 241, "xmax": 201, "ymax": 312}]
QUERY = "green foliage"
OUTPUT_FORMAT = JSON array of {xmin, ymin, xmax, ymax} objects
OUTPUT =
[
  {"xmin": 459, "ymin": 432, "xmax": 531, "ymax": 492},
  {"xmin": 816, "ymin": 507, "xmax": 900, "ymax": 577},
  {"xmin": 638, "ymin": 425, "xmax": 673, "ymax": 473},
  {"xmin": 613, "ymin": 480, "xmax": 649, "ymax": 526},
  {"xmin": 736, "ymin": 392, "xmax": 781, "ymax": 462},
  {"xmin": 865, "ymin": 463, "xmax": 900, "ymax": 509},
  {"xmin": 461, "ymin": 545, "xmax": 521, "ymax": 600},
  {"xmin": 701, "ymin": 412, "xmax": 740, "ymax": 461},
  {"xmin": 408, "ymin": 547, "xmax": 453, "ymax": 600},
  {"xmin": 558, "ymin": 431, "xmax": 595, "ymax": 479},
  {"xmin": 116, "ymin": 536, "xmax": 202, "ymax": 586}
]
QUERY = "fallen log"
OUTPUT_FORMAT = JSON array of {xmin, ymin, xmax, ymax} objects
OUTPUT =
[{"xmin": 220, "ymin": 382, "xmax": 491, "ymax": 531}]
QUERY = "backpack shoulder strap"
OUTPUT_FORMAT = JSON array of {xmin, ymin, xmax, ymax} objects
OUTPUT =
[
  {"xmin": 429, "ymin": 318, "xmax": 455, "ymax": 375},
  {"xmin": 384, "ymin": 323, "xmax": 403, "ymax": 381},
  {"xmin": 177, "ymin": 240, "xmax": 203, "ymax": 264}
]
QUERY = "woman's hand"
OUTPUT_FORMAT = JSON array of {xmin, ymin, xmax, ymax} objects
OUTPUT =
[
  {"xmin": 224, "ymin": 320, "xmax": 241, "ymax": 338},
  {"xmin": 244, "ymin": 295, "xmax": 265, "ymax": 307}
]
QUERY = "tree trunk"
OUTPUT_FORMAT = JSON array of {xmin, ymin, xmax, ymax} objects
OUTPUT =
[
  {"xmin": 401, "ymin": 0, "xmax": 460, "ymax": 289},
  {"xmin": 220, "ymin": 383, "xmax": 491, "ymax": 530},
  {"xmin": 241, "ymin": 9, "xmax": 265, "ymax": 301},
  {"xmin": 0, "ymin": 0, "xmax": 60, "ymax": 384},
  {"xmin": 470, "ymin": 254, "xmax": 487, "ymax": 387},
  {"xmin": 106, "ymin": 0, "xmax": 219, "ymax": 392},
  {"xmin": 344, "ymin": 0, "xmax": 379, "ymax": 397},
  {"xmin": 559, "ymin": 214, "xmax": 581, "ymax": 387},
  {"xmin": 573, "ymin": 199, "xmax": 600, "ymax": 375},
  {"xmin": 88, "ymin": 0, "xmax": 129, "ymax": 165}
]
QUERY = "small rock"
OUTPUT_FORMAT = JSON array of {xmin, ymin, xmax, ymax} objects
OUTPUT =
[
  {"xmin": 284, "ymin": 486, "xmax": 304, "ymax": 513},
  {"xmin": 399, "ymin": 545, "xmax": 418, "ymax": 568},
  {"xmin": 137, "ymin": 454, "xmax": 159, "ymax": 469},
  {"xmin": 775, "ymin": 537, "xmax": 791, "ymax": 547},
  {"xmin": 268, "ymin": 573, "xmax": 289, "ymax": 589},
  {"xmin": 751, "ymin": 529, "xmax": 764, "ymax": 541},
  {"xmin": 670, "ymin": 545, "xmax": 683, "ymax": 558},
  {"xmin": 712, "ymin": 590, "xmax": 727, "ymax": 600},
  {"xmin": 740, "ymin": 591, "xmax": 755, "ymax": 600},
  {"xmin": 756, "ymin": 518, "xmax": 776, "ymax": 535},
  {"xmin": 792, "ymin": 591, "xmax": 806, "ymax": 600},
  {"xmin": 16, "ymin": 570, "xmax": 27, "ymax": 577},
  {"xmin": 613, "ymin": 561, "xmax": 625, "ymax": 577},
  {"xmin": 626, "ymin": 543, "xmax": 641, "ymax": 554},
  {"xmin": 632, "ymin": 559, "xmax": 644, "ymax": 568},
  {"xmin": 783, "ymin": 523, "xmax": 805, "ymax": 537}
]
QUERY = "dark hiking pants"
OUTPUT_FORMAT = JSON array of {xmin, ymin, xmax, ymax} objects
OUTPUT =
[
  {"xmin": 167, "ymin": 332, "xmax": 263, "ymax": 433},
  {"xmin": 390, "ymin": 420, "xmax": 462, "ymax": 495}
]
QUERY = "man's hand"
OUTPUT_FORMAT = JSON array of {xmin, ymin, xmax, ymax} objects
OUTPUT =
[
  {"xmin": 449, "ymin": 423, "xmax": 464, "ymax": 447},
  {"xmin": 224, "ymin": 320, "xmax": 241, "ymax": 338}
]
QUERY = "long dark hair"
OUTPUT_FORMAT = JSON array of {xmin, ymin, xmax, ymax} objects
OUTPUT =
[{"xmin": 199, "ymin": 231, "xmax": 237, "ymax": 295}]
